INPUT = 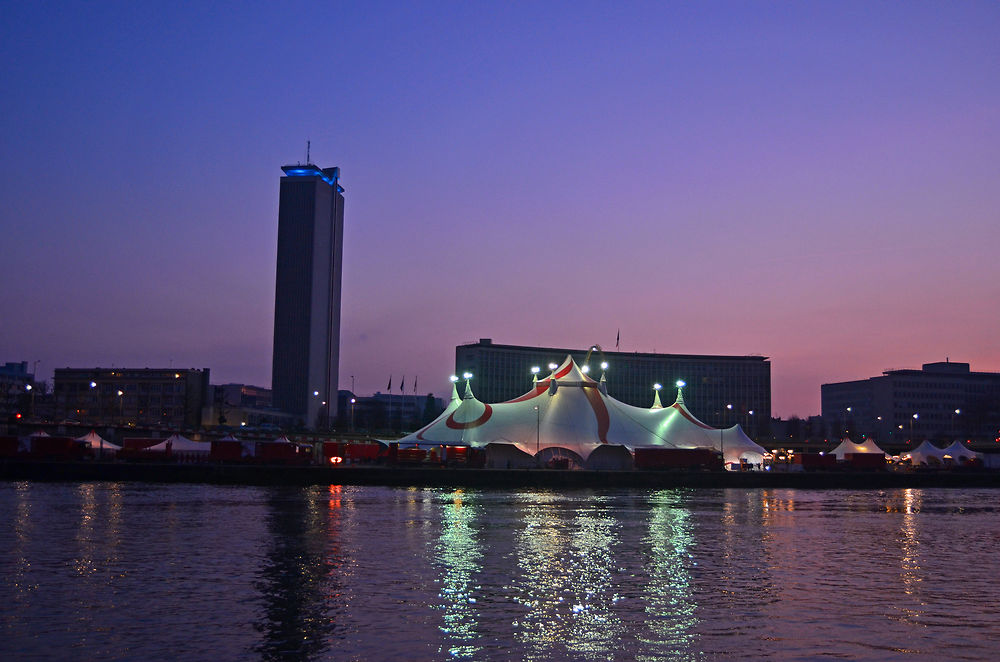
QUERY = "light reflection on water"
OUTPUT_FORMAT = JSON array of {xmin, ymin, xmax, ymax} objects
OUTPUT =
[{"xmin": 3, "ymin": 484, "xmax": 1000, "ymax": 660}]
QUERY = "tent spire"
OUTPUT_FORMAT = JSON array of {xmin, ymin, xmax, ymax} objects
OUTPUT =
[
  {"xmin": 651, "ymin": 390, "xmax": 663, "ymax": 409},
  {"xmin": 463, "ymin": 380, "xmax": 475, "ymax": 400},
  {"xmin": 599, "ymin": 371, "xmax": 607, "ymax": 395},
  {"xmin": 675, "ymin": 386, "xmax": 685, "ymax": 406}
]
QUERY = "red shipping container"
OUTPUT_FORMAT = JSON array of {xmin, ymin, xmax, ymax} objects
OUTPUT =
[
  {"xmin": 0, "ymin": 436, "xmax": 18, "ymax": 457},
  {"xmin": 123, "ymin": 437, "xmax": 163, "ymax": 451},
  {"xmin": 210, "ymin": 440, "xmax": 243, "ymax": 461},
  {"xmin": 846, "ymin": 453, "xmax": 886, "ymax": 469},
  {"xmin": 634, "ymin": 448, "xmax": 723, "ymax": 471}
]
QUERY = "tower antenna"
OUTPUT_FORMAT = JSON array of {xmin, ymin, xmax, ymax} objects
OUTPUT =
[{"xmin": 306, "ymin": 140, "xmax": 311, "ymax": 164}]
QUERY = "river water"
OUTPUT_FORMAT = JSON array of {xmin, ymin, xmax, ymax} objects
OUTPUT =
[{"xmin": 1, "ymin": 482, "xmax": 999, "ymax": 661}]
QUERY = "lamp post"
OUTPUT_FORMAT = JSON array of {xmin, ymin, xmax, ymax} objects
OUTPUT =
[
  {"xmin": 534, "ymin": 405, "xmax": 540, "ymax": 454},
  {"xmin": 910, "ymin": 413, "xmax": 918, "ymax": 444},
  {"xmin": 845, "ymin": 407, "xmax": 852, "ymax": 438},
  {"xmin": 952, "ymin": 409, "xmax": 961, "ymax": 438},
  {"xmin": 350, "ymin": 398, "xmax": 356, "ymax": 432},
  {"xmin": 25, "ymin": 384, "xmax": 34, "ymax": 419},
  {"xmin": 117, "ymin": 389, "xmax": 124, "ymax": 423}
]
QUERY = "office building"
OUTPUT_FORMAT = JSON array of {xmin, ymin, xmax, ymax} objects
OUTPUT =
[
  {"xmin": 52, "ymin": 368, "xmax": 209, "ymax": 429},
  {"xmin": 271, "ymin": 163, "xmax": 345, "ymax": 428},
  {"xmin": 455, "ymin": 339, "xmax": 770, "ymax": 436},
  {"xmin": 822, "ymin": 360, "xmax": 1000, "ymax": 443}
]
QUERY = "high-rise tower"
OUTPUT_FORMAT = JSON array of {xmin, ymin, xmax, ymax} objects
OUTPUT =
[{"xmin": 271, "ymin": 163, "xmax": 345, "ymax": 428}]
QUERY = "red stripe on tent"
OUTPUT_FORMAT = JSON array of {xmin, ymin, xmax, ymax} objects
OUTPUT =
[
  {"xmin": 671, "ymin": 403, "xmax": 715, "ymax": 429},
  {"xmin": 445, "ymin": 404, "xmax": 493, "ymax": 430},
  {"xmin": 582, "ymin": 384, "xmax": 610, "ymax": 443},
  {"xmin": 415, "ymin": 419, "xmax": 436, "ymax": 441},
  {"xmin": 554, "ymin": 363, "xmax": 573, "ymax": 379},
  {"xmin": 504, "ymin": 383, "xmax": 548, "ymax": 403}
]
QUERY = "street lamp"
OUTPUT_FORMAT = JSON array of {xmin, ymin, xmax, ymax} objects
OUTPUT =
[
  {"xmin": 952, "ymin": 409, "xmax": 961, "ymax": 437},
  {"xmin": 25, "ymin": 384, "xmax": 34, "ymax": 418},
  {"xmin": 117, "ymin": 389, "xmax": 124, "ymax": 422},
  {"xmin": 350, "ymin": 398, "xmax": 356, "ymax": 431},
  {"xmin": 534, "ymin": 405, "xmax": 540, "ymax": 454},
  {"xmin": 910, "ymin": 413, "xmax": 918, "ymax": 443}
]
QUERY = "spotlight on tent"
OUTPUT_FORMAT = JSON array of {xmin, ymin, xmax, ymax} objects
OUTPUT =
[
  {"xmin": 676, "ymin": 380, "xmax": 685, "ymax": 388},
  {"xmin": 548, "ymin": 363, "xmax": 558, "ymax": 370},
  {"xmin": 450, "ymin": 375, "xmax": 459, "ymax": 382},
  {"xmin": 600, "ymin": 362, "xmax": 608, "ymax": 370},
  {"xmin": 531, "ymin": 366, "xmax": 540, "ymax": 374},
  {"xmin": 581, "ymin": 365, "xmax": 590, "ymax": 373},
  {"xmin": 653, "ymin": 383, "xmax": 662, "ymax": 391},
  {"xmin": 462, "ymin": 372, "xmax": 473, "ymax": 379}
]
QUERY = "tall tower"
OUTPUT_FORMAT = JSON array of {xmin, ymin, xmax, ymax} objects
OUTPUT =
[{"xmin": 271, "ymin": 163, "xmax": 345, "ymax": 428}]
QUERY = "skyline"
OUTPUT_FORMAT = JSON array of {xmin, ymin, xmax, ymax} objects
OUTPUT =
[{"xmin": 3, "ymin": 2, "xmax": 999, "ymax": 418}]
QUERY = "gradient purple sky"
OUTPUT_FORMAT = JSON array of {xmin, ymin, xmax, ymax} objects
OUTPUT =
[{"xmin": 3, "ymin": 2, "xmax": 999, "ymax": 417}]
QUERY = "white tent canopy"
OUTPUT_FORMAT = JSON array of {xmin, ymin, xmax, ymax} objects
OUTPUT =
[
  {"xmin": 147, "ymin": 434, "xmax": 209, "ymax": 453},
  {"xmin": 75, "ymin": 430, "xmax": 121, "ymax": 451},
  {"xmin": 830, "ymin": 437, "xmax": 888, "ymax": 460},
  {"xmin": 907, "ymin": 440, "xmax": 946, "ymax": 466},
  {"xmin": 396, "ymin": 356, "xmax": 766, "ymax": 466},
  {"xmin": 942, "ymin": 440, "xmax": 981, "ymax": 464}
]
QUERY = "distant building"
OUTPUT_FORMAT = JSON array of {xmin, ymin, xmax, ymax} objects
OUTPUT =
[
  {"xmin": 821, "ymin": 360, "xmax": 1000, "ymax": 443},
  {"xmin": 271, "ymin": 163, "xmax": 345, "ymax": 429},
  {"xmin": 455, "ymin": 339, "xmax": 770, "ymax": 436},
  {"xmin": 336, "ymin": 390, "xmax": 445, "ymax": 435},
  {"xmin": 200, "ymin": 383, "xmax": 295, "ymax": 430},
  {"xmin": 52, "ymin": 368, "xmax": 210, "ymax": 429},
  {"xmin": 1, "ymin": 361, "xmax": 35, "ymax": 422}
]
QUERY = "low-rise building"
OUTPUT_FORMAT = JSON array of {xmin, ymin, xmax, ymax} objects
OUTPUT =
[
  {"xmin": 53, "ymin": 367, "xmax": 210, "ymax": 430},
  {"xmin": 821, "ymin": 360, "xmax": 1000, "ymax": 443}
]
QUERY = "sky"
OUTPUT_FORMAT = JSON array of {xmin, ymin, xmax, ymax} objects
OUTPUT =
[{"xmin": 2, "ymin": 1, "xmax": 998, "ymax": 418}]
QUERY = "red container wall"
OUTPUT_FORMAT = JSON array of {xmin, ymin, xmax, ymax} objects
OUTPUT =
[{"xmin": 210, "ymin": 440, "xmax": 243, "ymax": 461}]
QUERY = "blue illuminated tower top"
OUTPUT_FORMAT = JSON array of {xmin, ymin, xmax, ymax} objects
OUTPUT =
[{"xmin": 280, "ymin": 164, "xmax": 345, "ymax": 192}]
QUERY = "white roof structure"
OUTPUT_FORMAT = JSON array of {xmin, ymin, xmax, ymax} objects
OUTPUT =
[
  {"xmin": 75, "ymin": 430, "xmax": 121, "ymax": 451},
  {"xmin": 942, "ymin": 440, "xmax": 981, "ymax": 464},
  {"xmin": 397, "ymin": 356, "xmax": 766, "ymax": 465},
  {"xmin": 147, "ymin": 433, "xmax": 209, "ymax": 453},
  {"xmin": 906, "ymin": 440, "xmax": 946, "ymax": 466},
  {"xmin": 830, "ymin": 437, "xmax": 888, "ymax": 460}
]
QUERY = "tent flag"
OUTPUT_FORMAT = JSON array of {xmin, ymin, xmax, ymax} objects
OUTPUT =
[
  {"xmin": 413, "ymin": 376, "xmax": 417, "ymax": 393},
  {"xmin": 616, "ymin": 329, "xmax": 620, "ymax": 349},
  {"xmin": 387, "ymin": 375, "xmax": 392, "ymax": 391},
  {"xmin": 400, "ymin": 376, "xmax": 405, "ymax": 393}
]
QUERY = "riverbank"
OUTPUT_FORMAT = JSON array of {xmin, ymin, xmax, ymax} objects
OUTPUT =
[{"xmin": 3, "ymin": 458, "xmax": 1000, "ymax": 489}]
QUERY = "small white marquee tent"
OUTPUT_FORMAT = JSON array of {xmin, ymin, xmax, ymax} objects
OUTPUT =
[
  {"xmin": 146, "ymin": 434, "xmax": 209, "ymax": 454},
  {"xmin": 75, "ymin": 430, "xmax": 121, "ymax": 451},
  {"xmin": 830, "ymin": 437, "xmax": 888, "ymax": 460}
]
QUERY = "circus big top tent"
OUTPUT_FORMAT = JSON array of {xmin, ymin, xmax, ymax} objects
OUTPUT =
[{"xmin": 396, "ymin": 356, "xmax": 766, "ymax": 468}]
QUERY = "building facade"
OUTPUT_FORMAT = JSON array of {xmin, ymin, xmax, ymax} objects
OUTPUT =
[
  {"xmin": 52, "ymin": 368, "xmax": 210, "ymax": 429},
  {"xmin": 2, "ymin": 361, "xmax": 35, "ymax": 423},
  {"xmin": 821, "ymin": 361, "xmax": 1000, "ymax": 443},
  {"xmin": 271, "ymin": 163, "xmax": 345, "ymax": 429},
  {"xmin": 455, "ymin": 339, "xmax": 770, "ymax": 436}
]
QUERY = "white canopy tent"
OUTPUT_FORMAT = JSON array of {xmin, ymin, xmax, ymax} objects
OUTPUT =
[
  {"xmin": 830, "ymin": 437, "xmax": 888, "ymax": 460},
  {"xmin": 906, "ymin": 440, "xmax": 947, "ymax": 466},
  {"xmin": 396, "ymin": 356, "xmax": 766, "ymax": 468},
  {"xmin": 75, "ymin": 430, "xmax": 121, "ymax": 451},
  {"xmin": 146, "ymin": 434, "xmax": 209, "ymax": 454},
  {"xmin": 942, "ymin": 440, "xmax": 981, "ymax": 464}
]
